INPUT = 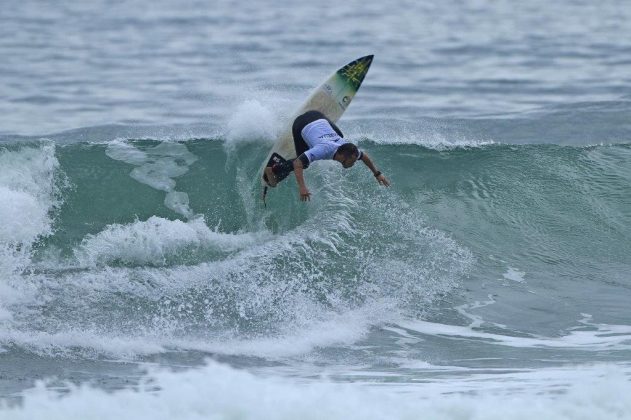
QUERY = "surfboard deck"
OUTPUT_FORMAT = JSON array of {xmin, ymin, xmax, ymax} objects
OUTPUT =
[{"xmin": 260, "ymin": 55, "xmax": 374, "ymax": 193}]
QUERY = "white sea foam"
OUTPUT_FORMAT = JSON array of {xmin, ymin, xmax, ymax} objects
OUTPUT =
[
  {"xmin": 74, "ymin": 216, "xmax": 270, "ymax": 267},
  {"xmin": 101, "ymin": 140, "xmax": 147, "ymax": 165},
  {"xmin": 2, "ymin": 361, "xmax": 631, "ymax": 420},
  {"xmin": 503, "ymin": 266, "xmax": 526, "ymax": 282},
  {"xmin": 0, "ymin": 187, "xmax": 51, "ymax": 245},
  {"xmin": 0, "ymin": 144, "xmax": 60, "ymax": 321},
  {"xmin": 105, "ymin": 141, "xmax": 198, "ymax": 218},
  {"xmin": 172, "ymin": 303, "xmax": 400, "ymax": 359},
  {"xmin": 395, "ymin": 316, "xmax": 631, "ymax": 351},
  {"xmin": 0, "ymin": 329, "xmax": 165, "ymax": 359},
  {"xmin": 0, "ymin": 144, "xmax": 58, "ymax": 245},
  {"xmin": 352, "ymin": 120, "xmax": 495, "ymax": 149},
  {"xmin": 225, "ymin": 99, "xmax": 280, "ymax": 146},
  {"xmin": 0, "ymin": 297, "xmax": 392, "ymax": 360},
  {"xmin": 3, "ymin": 196, "xmax": 398, "ymax": 359}
]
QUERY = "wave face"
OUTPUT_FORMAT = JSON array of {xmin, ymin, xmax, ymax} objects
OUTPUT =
[
  {"xmin": 2, "ymin": 126, "xmax": 630, "ymax": 362},
  {"xmin": 0, "ymin": 134, "xmax": 475, "ymax": 357}
]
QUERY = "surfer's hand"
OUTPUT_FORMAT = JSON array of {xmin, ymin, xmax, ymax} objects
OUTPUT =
[
  {"xmin": 299, "ymin": 186, "xmax": 311, "ymax": 202},
  {"xmin": 376, "ymin": 174, "xmax": 390, "ymax": 187}
]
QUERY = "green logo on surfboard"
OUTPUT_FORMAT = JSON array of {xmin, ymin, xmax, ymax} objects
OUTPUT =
[{"xmin": 337, "ymin": 55, "xmax": 373, "ymax": 91}]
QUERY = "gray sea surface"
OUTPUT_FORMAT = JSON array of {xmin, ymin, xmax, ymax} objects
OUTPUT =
[{"xmin": 1, "ymin": 1, "xmax": 631, "ymax": 418}]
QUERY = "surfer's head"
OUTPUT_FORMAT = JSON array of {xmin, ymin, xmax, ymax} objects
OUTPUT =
[{"xmin": 335, "ymin": 143, "xmax": 360, "ymax": 168}]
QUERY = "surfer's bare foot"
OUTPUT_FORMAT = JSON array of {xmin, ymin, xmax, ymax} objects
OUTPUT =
[{"xmin": 264, "ymin": 166, "xmax": 278, "ymax": 187}]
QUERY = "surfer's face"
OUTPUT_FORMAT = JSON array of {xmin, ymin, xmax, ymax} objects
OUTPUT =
[{"xmin": 341, "ymin": 155, "xmax": 358, "ymax": 168}]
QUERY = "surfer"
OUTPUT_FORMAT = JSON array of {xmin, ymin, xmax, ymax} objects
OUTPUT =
[{"xmin": 264, "ymin": 110, "xmax": 390, "ymax": 201}]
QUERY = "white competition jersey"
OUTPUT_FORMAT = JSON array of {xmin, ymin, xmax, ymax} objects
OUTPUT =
[{"xmin": 301, "ymin": 119, "xmax": 362, "ymax": 163}]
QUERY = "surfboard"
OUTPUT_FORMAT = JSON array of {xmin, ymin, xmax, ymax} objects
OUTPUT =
[{"xmin": 259, "ymin": 55, "xmax": 374, "ymax": 198}]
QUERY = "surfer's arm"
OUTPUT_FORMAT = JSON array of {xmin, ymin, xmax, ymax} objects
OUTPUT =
[
  {"xmin": 293, "ymin": 158, "xmax": 311, "ymax": 201},
  {"xmin": 360, "ymin": 152, "xmax": 390, "ymax": 187}
]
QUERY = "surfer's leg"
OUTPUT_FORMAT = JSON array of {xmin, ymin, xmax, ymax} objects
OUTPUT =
[
  {"xmin": 292, "ymin": 110, "xmax": 326, "ymax": 155},
  {"xmin": 292, "ymin": 119, "xmax": 309, "ymax": 156}
]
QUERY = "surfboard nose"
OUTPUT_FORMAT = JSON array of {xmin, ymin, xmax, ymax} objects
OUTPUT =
[{"xmin": 337, "ymin": 55, "xmax": 374, "ymax": 90}]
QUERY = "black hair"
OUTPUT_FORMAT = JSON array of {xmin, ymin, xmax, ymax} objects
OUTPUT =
[{"xmin": 336, "ymin": 143, "xmax": 359, "ymax": 159}]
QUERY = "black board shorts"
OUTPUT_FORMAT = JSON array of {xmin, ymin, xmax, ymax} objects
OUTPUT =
[{"xmin": 292, "ymin": 110, "xmax": 344, "ymax": 156}]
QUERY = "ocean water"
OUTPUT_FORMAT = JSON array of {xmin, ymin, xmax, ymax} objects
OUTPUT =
[{"xmin": 2, "ymin": 0, "xmax": 631, "ymax": 418}]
